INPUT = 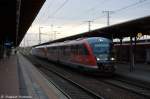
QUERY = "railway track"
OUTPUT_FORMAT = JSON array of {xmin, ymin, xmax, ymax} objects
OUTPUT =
[
  {"xmin": 98, "ymin": 77, "xmax": 150, "ymax": 98},
  {"xmin": 25, "ymin": 55, "xmax": 149, "ymax": 99},
  {"xmin": 39, "ymin": 67, "xmax": 104, "ymax": 99},
  {"xmin": 26, "ymin": 55, "xmax": 104, "ymax": 99},
  {"xmin": 113, "ymin": 75, "xmax": 150, "ymax": 90}
]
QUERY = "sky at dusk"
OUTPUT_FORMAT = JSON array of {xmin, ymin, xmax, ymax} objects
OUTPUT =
[{"xmin": 20, "ymin": 0, "xmax": 150, "ymax": 46}]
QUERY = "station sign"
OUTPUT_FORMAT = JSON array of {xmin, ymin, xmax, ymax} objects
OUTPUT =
[
  {"xmin": 4, "ymin": 41, "xmax": 13, "ymax": 48},
  {"xmin": 137, "ymin": 33, "xmax": 142, "ymax": 38}
]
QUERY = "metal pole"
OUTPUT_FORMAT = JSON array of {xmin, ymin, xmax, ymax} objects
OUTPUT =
[
  {"xmin": 54, "ymin": 31, "xmax": 56, "ymax": 40},
  {"xmin": 103, "ymin": 11, "xmax": 113, "ymax": 40},
  {"xmin": 50, "ymin": 24, "xmax": 53, "ymax": 41},
  {"xmin": 103, "ymin": 11, "xmax": 113, "ymax": 26},
  {"xmin": 119, "ymin": 37, "xmax": 123, "ymax": 62},
  {"xmin": 39, "ymin": 27, "xmax": 40, "ymax": 44},
  {"xmin": 26, "ymin": 35, "xmax": 29, "ymax": 47},
  {"xmin": 130, "ymin": 34, "xmax": 135, "ymax": 72},
  {"xmin": 24, "ymin": 37, "xmax": 25, "ymax": 47},
  {"xmin": 134, "ymin": 36, "xmax": 137, "ymax": 65},
  {"xmin": 39, "ymin": 27, "xmax": 43, "ymax": 44},
  {"xmin": 107, "ymin": 12, "xmax": 109, "ymax": 26},
  {"xmin": 88, "ymin": 21, "xmax": 93, "ymax": 32},
  {"xmin": 85, "ymin": 21, "xmax": 93, "ymax": 32}
]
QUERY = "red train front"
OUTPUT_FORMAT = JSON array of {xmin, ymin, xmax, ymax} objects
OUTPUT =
[{"xmin": 31, "ymin": 37, "xmax": 115, "ymax": 74}]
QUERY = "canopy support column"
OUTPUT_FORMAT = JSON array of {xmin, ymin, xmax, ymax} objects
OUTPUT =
[{"xmin": 130, "ymin": 34, "xmax": 135, "ymax": 72}]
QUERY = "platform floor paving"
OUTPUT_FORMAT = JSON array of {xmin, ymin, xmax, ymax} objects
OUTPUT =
[
  {"xmin": 0, "ymin": 55, "xmax": 20, "ymax": 98},
  {"xmin": 0, "ymin": 54, "xmax": 69, "ymax": 99},
  {"xmin": 0, "ymin": 53, "xmax": 150, "ymax": 99},
  {"xmin": 116, "ymin": 63, "xmax": 150, "ymax": 83}
]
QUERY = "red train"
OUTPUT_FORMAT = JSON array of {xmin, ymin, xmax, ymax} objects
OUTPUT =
[{"xmin": 31, "ymin": 37, "xmax": 115, "ymax": 74}]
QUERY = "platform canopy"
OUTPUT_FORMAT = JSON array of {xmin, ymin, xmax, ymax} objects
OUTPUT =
[
  {"xmin": 0, "ymin": 0, "xmax": 45, "ymax": 47},
  {"xmin": 90, "ymin": 15, "xmax": 150, "ymax": 39},
  {"xmin": 36, "ymin": 16, "xmax": 150, "ymax": 47}
]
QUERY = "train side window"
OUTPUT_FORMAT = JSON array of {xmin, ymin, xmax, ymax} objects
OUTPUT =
[
  {"xmin": 68, "ymin": 45, "xmax": 71, "ymax": 54},
  {"xmin": 53, "ymin": 47, "xmax": 56, "ymax": 53},
  {"xmin": 73, "ymin": 45, "xmax": 77, "ymax": 55},
  {"xmin": 70, "ymin": 45, "xmax": 73, "ymax": 54},
  {"xmin": 52, "ymin": 47, "xmax": 55, "ymax": 54},
  {"xmin": 76, "ymin": 45, "xmax": 80, "ymax": 55},
  {"xmin": 62, "ymin": 46, "xmax": 66, "ymax": 56},
  {"xmin": 48, "ymin": 47, "xmax": 51, "ymax": 53},
  {"xmin": 65, "ymin": 46, "xmax": 68, "ymax": 56},
  {"xmin": 78, "ymin": 45, "xmax": 82, "ymax": 55},
  {"xmin": 71, "ymin": 45, "xmax": 76, "ymax": 55},
  {"xmin": 57, "ymin": 46, "xmax": 60, "ymax": 55},
  {"xmin": 59, "ymin": 46, "xmax": 62, "ymax": 56},
  {"xmin": 78, "ymin": 44, "xmax": 89, "ymax": 55},
  {"xmin": 61, "ymin": 46, "xmax": 64, "ymax": 55},
  {"xmin": 82, "ymin": 45, "xmax": 89, "ymax": 55}
]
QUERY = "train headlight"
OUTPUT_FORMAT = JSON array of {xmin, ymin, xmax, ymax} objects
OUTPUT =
[
  {"xmin": 111, "ymin": 57, "xmax": 115, "ymax": 61},
  {"xmin": 97, "ymin": 57, "xmax": 100, "ymax": 61}
]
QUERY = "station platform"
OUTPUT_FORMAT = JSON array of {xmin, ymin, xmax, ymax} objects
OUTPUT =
[
  {"xmin": 115, "ymin": 63, "xmax": 150, "ymax": 84},
  {"xmin": 0, "ymin": 54, "xmax": 68, "ymax": 99}
]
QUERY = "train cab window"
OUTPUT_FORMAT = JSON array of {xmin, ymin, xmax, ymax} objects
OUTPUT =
[{"xmin": 92, "ymin": 43, "xmax": 110, "ymax": 54}]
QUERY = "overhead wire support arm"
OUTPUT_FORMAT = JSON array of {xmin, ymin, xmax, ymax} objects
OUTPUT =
[
  {"xmin": 102, "ymin": 11, "xmax": 114, "ymax": 26},
  {"xmin": 85, "ymin": 20, "xmax": 93, "ymax": 32},
  {"xmin": 42, "ymin": 0, "xmax": 69, "ymax": 23}
]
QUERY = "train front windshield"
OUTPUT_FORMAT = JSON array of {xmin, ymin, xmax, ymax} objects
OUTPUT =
[{"xmin": 92, "ymin": 43, "xmax": 111, "ymax": 60}]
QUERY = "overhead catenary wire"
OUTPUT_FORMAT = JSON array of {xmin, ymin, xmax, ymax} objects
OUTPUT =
[
  {"xmin": 42, "ymin": 0, "xmax": 69, "ymax": 24},
  {"xmin": 67, "ymin": 0, "xmax": 112, "ymax": 20},
  {"xmin": 38, "ymin": 0, "xmax": 149, "ymax": 33},
  {"xmin": 38, "ymin": 0, "xmax": 54, "ymax": 24},
  {"xmin": 26, "ymin": 0, "xmax": 150, "ymax": 46},
  {"xmin": 113, "ymin": 0, "xmax": 148, "ymax": 14},
  {"xmin": 38, "ymin": 0, "xmax": 148, "ymax": 28},
  {"xmin": 41, "ymin": 0, "xmax": 110, "ymax": 27},
  {"xmin": 33, "ymin": 0, "xmax": 56, "ymax": 25},
  {"xmin": 37, "ymin": 0, "xmax": 111, "ymax": 33},
  {"xmin": 83, "ymin": 0, "xmax": 111, "ymax": 14},
  {"xmin": 67, "ymin": 0, "xmax": 149, "ymax": 34},
  {"xmin": 93, "ymin": 0, "xmax": 148, "ymax": 21}
]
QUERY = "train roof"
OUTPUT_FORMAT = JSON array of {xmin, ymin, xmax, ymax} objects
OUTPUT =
[
  {"xmin": 36, "ymin": 37, "xmax": 111, "ymax": 48},
  {"xmin": 87, "ymin": 37, "xmax": 112, "ymax": 43},
  {"xmin": 46, "ymin": 38, "xmax": 87, "ymax": 47}
]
